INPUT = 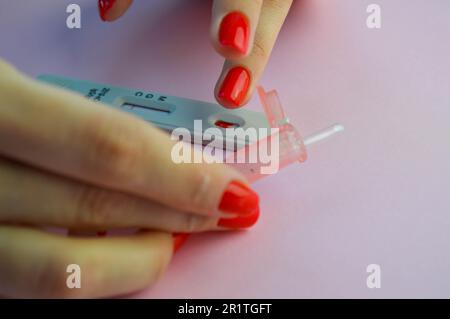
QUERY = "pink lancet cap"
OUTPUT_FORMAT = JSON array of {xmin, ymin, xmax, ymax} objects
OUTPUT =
[
  {"xmin": 257, "ymin": 86, "xmax": 308, "ymax": 164},
  {"xmin": 228, "ymin": 86, "xmax": 344, "ymax": 183}
]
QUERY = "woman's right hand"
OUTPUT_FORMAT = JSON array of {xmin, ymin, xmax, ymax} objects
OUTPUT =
[
  {"xmin": 99, "ymin": 0, "xmax": 294, "ymax": 108},
  {"xmin": 0, "ymin": 59, "xmax": 259, "ymax": 298}
]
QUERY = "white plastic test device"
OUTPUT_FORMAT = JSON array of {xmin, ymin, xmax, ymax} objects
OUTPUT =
[{"xmin": 38, "ymin": 75, "xmax": 343, "ymax": 183}]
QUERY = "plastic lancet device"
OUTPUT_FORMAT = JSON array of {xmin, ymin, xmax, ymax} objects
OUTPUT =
[{"xmin": 228, "ymin": 86, "xmax": 344, "ymax": 183}]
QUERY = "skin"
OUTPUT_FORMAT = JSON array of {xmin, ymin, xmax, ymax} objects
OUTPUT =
[{"xmin": 0, "ymin": 0, "xmax": 293, "ymax": 297}]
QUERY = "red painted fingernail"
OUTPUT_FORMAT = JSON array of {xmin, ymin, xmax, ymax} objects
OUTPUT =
[
  {"xmin": 97, "ymin": 231, "xmax": 107, "ymax": 237},
  {"xmin": 98, "ymin": 0, "xmax": 116, "ymax": 21},
  {"xmin": 219, "ymin": 12, "xmax": 250, "ymax": 55},
  {"xmin": 172, "ymin": 233, "xmax": 189, "ymax": 253},
  {"xmin": 218, "ymin": 207, "xmax": 259, "ymax": 229},
  {"xmin": 218, "ymin": 66, "xmax": 251, "ymax": 108},
  {"xmin": 219, "ymin": 181, "xmax": 259, "ymax": 216}
]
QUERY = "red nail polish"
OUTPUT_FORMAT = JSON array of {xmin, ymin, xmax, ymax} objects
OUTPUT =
[
  {"xmin": 98, "ymin": 0, "xmax": 116, "ymax": 21},
  {"xmin": 219, "ymin": 181, "xmax": 259, "ymax": 215},
  {"xmin": 172, "ymin": 233, "xmax": 189, "ymax": 253},
  {"xmin": 219, "ymin": 12, "xmax": 250, "ymax": 54},
  {"xmin": 97, "ymin": 231, "xmax": 107, "ymax": 237},
  {"xmin": 218, "ymin": 67, "xmax": 250, "ymax": 108},
  {"xmin": 218, "ymin": 207, "xmax": 259, "ymax": 229}
]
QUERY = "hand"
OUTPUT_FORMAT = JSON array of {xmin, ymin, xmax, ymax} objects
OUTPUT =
[
  {"xmin": 0, "ymin": 60, "xmax": 259, "ymax": 298},
  {"xmin": 98, "ymin": 0, "xmax": 293, "ymax": 108}
]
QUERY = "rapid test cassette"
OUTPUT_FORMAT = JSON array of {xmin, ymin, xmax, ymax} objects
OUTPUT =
[
  {"xmin": 38, "ymin": 74, "xmax": 344, "ymax": 182},
  {"xmin": 37, "ymin": 74, "xmax": 271, "ymax": 150}
]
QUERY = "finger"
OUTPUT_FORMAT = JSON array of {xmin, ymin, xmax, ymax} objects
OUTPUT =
[
  {"xmin": 0, "ymin": 225, "xmax": 172, "ymax": 298},
  {"xmin": 0, "ymin": 157, "xmax": 259, "ymax": 232},
  {"xmin": 0, "ymin": 157, "xmax": 217, "ymax": 232},
  {"xmin": 0, "ymin": 63, "xmax": 257, "ymax": 218},
  {"xmin": 214, "ymin": 0, "xmax": 293, "ymax": 108},
  {"xmin": 98, "ymin": 0, "xmax": 133, "ymax": 22},
  {"xmin": 211, "ymin": 0, "xmax": 263, "ymax": 59}
]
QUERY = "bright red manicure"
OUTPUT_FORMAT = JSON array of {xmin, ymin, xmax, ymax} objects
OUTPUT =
[
  {"xmin": 218, "ymin": 66, "xmax": 250, "ymax": 108},
  {"xmin": 219, "ymin": 181, "xmax": 259, "ymax": 216},
  {"xmin": 172, "ymin": 233, "xmax": 189, "ymax": 253},
  {"xmin": 219, "ymin": 12, "xmax": 250, "ymax": 55},
  {"xmin": 98, "ymin": 0, "xmax": 116, "ymax": 21},
  {"xmin": 218, "ymin": 207, "xmax": 259, "ymax": 229}
]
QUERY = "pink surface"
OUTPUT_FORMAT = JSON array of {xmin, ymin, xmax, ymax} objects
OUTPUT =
[{"xmin": 1, "ymin": 0, "xmax": 449, "ymax": 298}]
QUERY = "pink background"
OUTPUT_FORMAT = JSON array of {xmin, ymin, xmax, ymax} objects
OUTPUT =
[{"xmin": 1, "ymin": 0, "xmax": 449, "ymax": 298}]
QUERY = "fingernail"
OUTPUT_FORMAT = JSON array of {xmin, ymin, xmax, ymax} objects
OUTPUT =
[
  {"xmin": 218, "ymin": 207, "xmax": 259, "ymax": 229},
  {"xmin": 219, "ymin": 180, "xmax": 259, "ymax": 215},
  {"xmin": 98, "ymin": 0, "xmax": 116, "ymax": 21},
  {"xmin": 97, "ymin": 231, "xmax": 107, "ymax": 237},
  {"xmin": 219, "ymin": 12, "xmax": 249, "ymax": 55},
  {"xmin": 172, "ymin": 233, "xmax": 189, "ymax": 253},
  {"xmin": 218, "ymin": 66, "xmax": 251, "ymax": 108}
]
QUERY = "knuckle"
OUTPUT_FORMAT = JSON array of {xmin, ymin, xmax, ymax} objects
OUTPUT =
[
  {"xmin": 82, "ymin": 116, "xmax": 146, "ymax": 183},
  {"xmin": 251, "ymin": 40, "xmax": 269, "ymax": 60},
  {"xmin": 183, "ymin": 214, "xmax": 202, "ymax": 233},
  {"xmin": 186, "ymin": 170, "xmax": 214, "ymax": 212},
  {"xmin": 74, "ymin": 186, "xmax": 115, "ymax": 227},
  {"xmin": 180, "ymin": 213, "xmax": 214, "ymax": 232}
]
